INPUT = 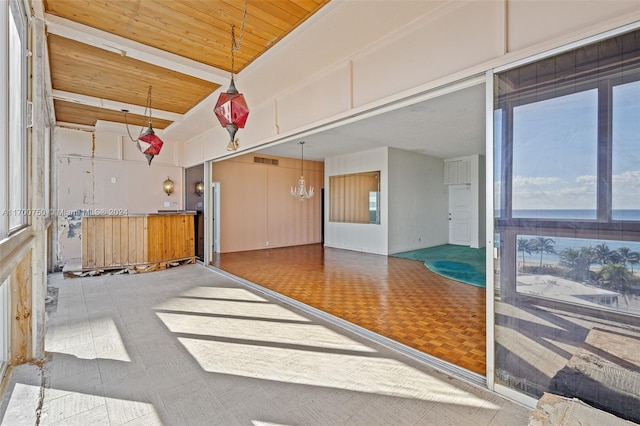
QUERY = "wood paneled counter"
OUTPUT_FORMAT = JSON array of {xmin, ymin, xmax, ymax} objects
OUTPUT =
[{"xmin": 81, "ymin": 212, "xmax": 195, "ymax": 269}]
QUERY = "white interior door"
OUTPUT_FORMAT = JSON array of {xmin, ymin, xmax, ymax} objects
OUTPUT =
[{"xmin": 449, "ymin": 184, "xmax": 471, "ymax": 246}]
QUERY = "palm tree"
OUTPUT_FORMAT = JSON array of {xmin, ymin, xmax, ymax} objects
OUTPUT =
[
  {"xmin": 517, "ymin": 238, "xmax": 534, "ymax": 271},
  {"xmin": 599, "ymin": 263, "xmax": 632, "ymax": 292},
  {"xmin": 559, "ymin": 246, "xmax": 595, "ymax": 282},
  {"xmin": 559, "ymin": 247, "xmax": 580, "ymax": 277},
  {"xmin": 629, "ymin": 251, "xmax": 640, "ymax": 273},
  {"xmin": 608, "ymin": 250, "xmax": 622, "ymax": 265},
  {"xmin": 595, "ymin": 242, "xmax": 612, "ymax": 265},
  {"xmin": 533, "ymin": 237, "xmax": 556, "ymax": 268},
  {"xmin": 616, "ymin": 246, "xmax": 631, "ymax": 266}
]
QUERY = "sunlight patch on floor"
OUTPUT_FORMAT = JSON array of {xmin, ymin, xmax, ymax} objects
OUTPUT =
[
  {"xmin": 178, "ymin": 336, "xmax": 499, "ymax": 409},
  {"xmin": 45, "ymin": 317, "xmax": 131, "ymax": 362},
  {"xmin": 1, "ymin": 383, "xmax": 40, "ymax": 425},
  {"xmin": 41, "ymin": 388, "xmax": 161, "ymax": 424},
  {"xmin": 180, "ymin": 286, "xmax": 269, "ymax": 301},
  {"xmin": 156, "ymin": 311, "xmax": 377, "ymax": 353},
  {"xmin": 155, "ymin": 297, "xmax": 311, "ymax": 322},
  {"xmin": 156, "ymin": 293, "xmax": 498, "ymax": 409}
]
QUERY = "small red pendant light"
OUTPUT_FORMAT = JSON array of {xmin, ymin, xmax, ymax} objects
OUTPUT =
[
  {"xmin": 214, "ymin": 17, "xmax": 249, "ymax": 151},
  {"xmin": 136, "ymin": 124, "xmax": 164, "ymax": 166},
  {"xmin": 214, "ymin": 76, "xmax": 249, "ymax": 151},
  {"xmin": 122, "ymin": 86, "xmax": 164, "ymax": 166}
]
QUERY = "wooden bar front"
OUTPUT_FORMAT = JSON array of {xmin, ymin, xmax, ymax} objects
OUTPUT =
[{"xmin": 81, "ymin": 213, "xmax": 195, "ymax": 269}]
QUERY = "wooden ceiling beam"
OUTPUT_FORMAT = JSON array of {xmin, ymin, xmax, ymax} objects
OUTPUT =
[
  {"xmin": 51, "ymin": 89, "xmax": 184, "ymax": 122},
  {"xmin": 42, "ymin": 0, "xmax": 332, "ymax": 130},
  {"xmin": 53, "ymin": 99, "xmax": 173, "ymax": 130},
  {"xmin": 45, "ymin": 13, "xmax": 231, "ymax": 86}
]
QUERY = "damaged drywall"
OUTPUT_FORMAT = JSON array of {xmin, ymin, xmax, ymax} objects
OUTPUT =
[{"xmin": 54, "ymin": 128, "xmax": 184, "ymax": 268}]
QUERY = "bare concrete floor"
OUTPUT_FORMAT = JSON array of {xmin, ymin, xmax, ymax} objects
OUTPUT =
[{"xmin": 9, "ymin": 264, "xmax": 531, "ymax": 425}]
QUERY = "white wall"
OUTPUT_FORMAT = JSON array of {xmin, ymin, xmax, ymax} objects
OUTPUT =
[
  {"xmin": 351, "ymin": 1, "xmax": 503, "ymax": 107},
  {"xmin": 325, "ymin": 147, "xmax": 452, "ymax": 255},
  {"xmin": 55, "ymin": 127, "xmax": 183, "ymax": 265},
  {"xmin": 177, "ymin": 1, "xmax": 640, "ymax": 167},
  {"xmin": 324, "ymin": 147, "xmax": 388, "ymax": 255},
  {"xmin": 388, "ymin": 148, "xmax": 448, "ymax": 254},
  {"xmin": 507, "ymin": 1, "xmax": 639, "ymax": 52}
]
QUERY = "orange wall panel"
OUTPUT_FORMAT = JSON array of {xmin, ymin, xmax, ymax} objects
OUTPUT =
[
  {"xmin": 214, "ymin": 160, "xmax": 269, "ymax": 253},
  {"xmin": 213, "ymin": 153, "xmax": 324, "ymax": 253}
]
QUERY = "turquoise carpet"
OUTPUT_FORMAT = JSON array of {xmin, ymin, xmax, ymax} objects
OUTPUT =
[{"xmin": 392, "ymin": 244, "xmax": 486, "ymax": 288}]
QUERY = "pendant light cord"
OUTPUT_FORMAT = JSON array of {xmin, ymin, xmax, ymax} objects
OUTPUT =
[
  {"xmin": 123, "ymin": 86, "xmax": 154, "ymax": 143},
  {"xmin": 144, "ymin": 86, "xmax": 153, "ymax": 126},
  {"xmin": 123, "ymin": 111, "xmax": 138, "ymax": 143},
  {"xmin": 230, "ymin": 0, "xmax": 248, "ymax": 75},
  {"xmin": 301, "ymin": 141, "xmax": 305, "ymax": 176}
]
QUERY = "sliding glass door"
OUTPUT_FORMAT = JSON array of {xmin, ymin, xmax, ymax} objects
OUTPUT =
[{"xmin": 492, "ymin": 28, "xmax": 640, "ymax": 422}]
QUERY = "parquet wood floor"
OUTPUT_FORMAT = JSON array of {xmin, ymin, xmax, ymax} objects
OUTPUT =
[{"xmin": 211, "ymin": 244, "xmax": 486, "ymax": 375}]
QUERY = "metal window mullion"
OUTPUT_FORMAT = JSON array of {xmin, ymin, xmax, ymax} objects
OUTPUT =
[
  {"xmin": 485, "ymin": 69, "xmax": 496, "ymax": 390},
  {"xmin": 503, "ymin": 100, "xmax": 514, "ymax": 220},
  {"xmin": 597, "ymin": 80, "xmax": 613, "ymax": 222}
]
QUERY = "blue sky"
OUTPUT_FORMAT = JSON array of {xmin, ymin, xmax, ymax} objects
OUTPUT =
[{"xmin": 501, "ymin": 81, "xmax": 640, "ymax": 212}]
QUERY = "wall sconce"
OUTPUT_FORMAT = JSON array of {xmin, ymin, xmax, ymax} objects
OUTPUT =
[
  {"xmin": 195, "ymin": 181, "xmax": 204, "ymax": 197},
  {"xmin": 163, "ymin": 177, "xmax": 174, "ymax": 196}
]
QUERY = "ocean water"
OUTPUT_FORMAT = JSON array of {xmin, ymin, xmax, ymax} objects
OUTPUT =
[
  {"xmin": 508, "ymin": 209, "xmax": 640, "ymax": 267},
  {"xmin": 511, "ymin": 209, "xmax": 640, "ymax": 220}
]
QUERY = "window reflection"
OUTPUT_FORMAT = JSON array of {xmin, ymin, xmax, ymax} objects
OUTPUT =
[
  {"xmin": 612, "ymin": 80, "xmax": 640, "ymax": 221},
  {"xmin": 369, "ymin": 191, "xmax": 380, "ymax": 224},
  {"xmin": 516, "ymin": 235, "xmax": 640, "ymax": 315},
  {"xmin": 494, "ymin": 28, "xmax": 640, "ymax": 422},
  {"xmin": 512, "ymin": 90, "xmax": 598, "ymax": 219}
]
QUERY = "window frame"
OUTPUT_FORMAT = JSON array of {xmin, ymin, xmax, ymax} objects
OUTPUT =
[
  {"xmin": 5, "ymin": 0, "xmax": 29, "ymax": 235},
  {"xmin": 494, "ymin": 29, "xmax": 640, "ymax": 320},
  {"xmin": 495, "ymin": 60, "xmax": 640, "ymax": 235}
]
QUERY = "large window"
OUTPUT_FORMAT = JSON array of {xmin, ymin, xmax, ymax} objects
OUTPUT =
[
  {"xmin": 512, "ymin": 90, "xmax": 598, "ymax": 219},
  {"xmin": 494, "ymin": 29, "xmax": 640, "ymax": 422},
  {"xmin": 612, "ymin": 80, "xmax": 640, "ymax": 220},
  {"xmin": 0, "ymin": 0, "xmax": 27, "ymax": 378},
  {"xmin": 3, "ymin": 0, "xmax": 28, "ymax": 235}
]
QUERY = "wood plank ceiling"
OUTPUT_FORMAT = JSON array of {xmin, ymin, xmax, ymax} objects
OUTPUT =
[{"xmin": 43, "ymin": 0, "xmax": 331, "ymax": 130}]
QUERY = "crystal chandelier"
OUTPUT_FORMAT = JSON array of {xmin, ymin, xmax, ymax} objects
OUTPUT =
[{"xmin": 291, "ymin": 141, "xmax": 314, "ymax": 201}]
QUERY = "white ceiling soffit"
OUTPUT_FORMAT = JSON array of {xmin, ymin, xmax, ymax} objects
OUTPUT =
[{"xmin": 255, "ymin": 80, "xmax": 487, "ymax": 162}]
